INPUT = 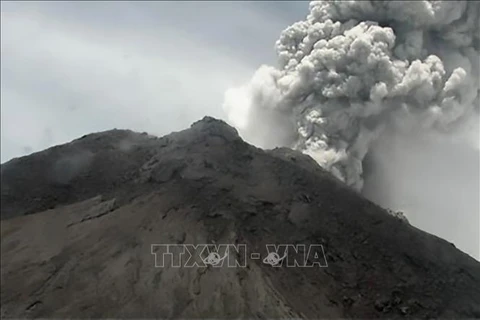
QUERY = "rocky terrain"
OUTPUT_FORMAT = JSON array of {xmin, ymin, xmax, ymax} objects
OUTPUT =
[{"xmin": 1, "ymin": 117, "xmax": 480, "ymax": 318}]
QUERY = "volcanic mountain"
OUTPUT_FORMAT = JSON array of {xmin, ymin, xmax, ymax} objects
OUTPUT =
[{"xmin": 1, "ymin": 117, "xmax": 479, "ymax": 318}]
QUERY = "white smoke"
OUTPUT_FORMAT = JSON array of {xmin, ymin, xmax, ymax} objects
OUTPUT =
[{"xmin": 223, "ymin": 1, "xmax": 479, "ymax": 257}]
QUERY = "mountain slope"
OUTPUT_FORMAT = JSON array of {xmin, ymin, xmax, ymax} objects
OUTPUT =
[{"xmin": 1, "ymin": 117, "xmax": 479, "ymax": 318}]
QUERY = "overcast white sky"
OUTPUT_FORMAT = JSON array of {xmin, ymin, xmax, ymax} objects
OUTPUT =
[{"xmin": 0, "ymin": 1, "xmax": 308, "ymax": 163}]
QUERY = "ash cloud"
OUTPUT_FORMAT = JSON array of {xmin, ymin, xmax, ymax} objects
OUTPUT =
[{"xmin": 223, "ymin": 1, "xmax": 479, "ymax": 257}]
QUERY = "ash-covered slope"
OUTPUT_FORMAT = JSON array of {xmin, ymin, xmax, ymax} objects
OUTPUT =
[{"xmin": 1, "ymin": 117, "xmax": 479, "ymax": 319}]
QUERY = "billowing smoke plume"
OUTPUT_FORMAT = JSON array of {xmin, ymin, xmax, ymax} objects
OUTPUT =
[{"xmin": 224, "ymin": 0, "xmax": 479, "ymax": 191}]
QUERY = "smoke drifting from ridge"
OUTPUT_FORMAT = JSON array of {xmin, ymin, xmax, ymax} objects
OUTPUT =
[{"xmin": 223, "ymin": 1, "xmax": 479, "ymax": 257}]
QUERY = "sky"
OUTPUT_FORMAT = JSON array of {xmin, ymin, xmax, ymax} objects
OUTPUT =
[{"xmin": 0, "ymin": 0, "xmax": 308, "ymax": 163}]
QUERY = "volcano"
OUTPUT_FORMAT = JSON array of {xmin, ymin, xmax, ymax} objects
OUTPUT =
[{"xmin": 1, "ymin": 117, "xmax": 479, "ymax": 318}]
